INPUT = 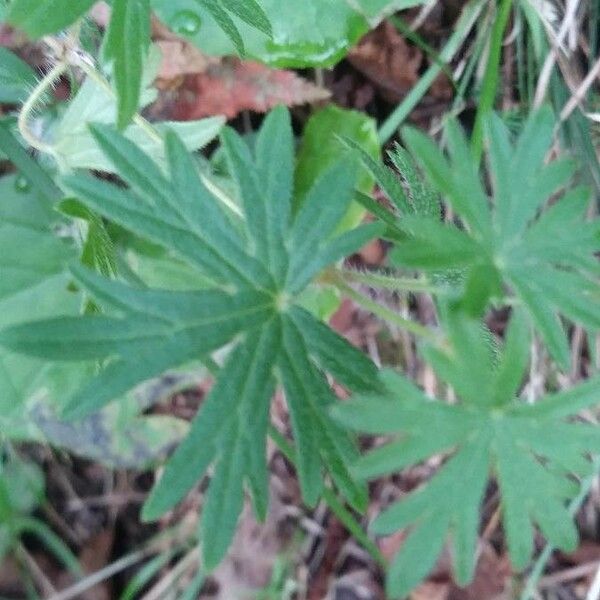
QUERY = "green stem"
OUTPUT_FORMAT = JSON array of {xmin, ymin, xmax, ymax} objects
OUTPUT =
[
  {"xmin": 471, "ymin": 0, "xmax": 514, "ymax": 161},
  {"xmin": 336, "ymin": 267, "xmax": 442, "ymax": 294},
  {"xmin": 378, "ymin": 0, "xmax": 485, "ymax": 143},
  {"xmin": 268, "ymin": 425, "xmax": 386, "ymax": 568},
  {"xmin": 389, "ymin": 16, "xmax": 458, "ymax": 89},
  {"xmin": 331, "ymin": 276, "xmax": 437, "ymax": 341}
]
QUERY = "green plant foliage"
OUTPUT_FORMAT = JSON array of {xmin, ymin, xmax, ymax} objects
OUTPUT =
[
  {"xmin": 0, "ymin": 107, "xmax": 384, "ymax": 569},
  {"xmin": 333, "ymin": 308, "xmax": 600, "ymax": 598},
  {"xmin": 0, "ymin": 455, "xmax": 81, "ymax": 574},
  {"xmin": 342, "ymin": 136, "xmax": 441, "ymax": 225},
  {"xmin": 8, "ymin": 0, "xmax": 273, "ymax": 129},
  {"xmin": 49, "ymin": 63, "xmax": 225, "ymax": 172},
  {"xmin": 0, "ymin": 171, "xmax": 190, "ymax": 468},
  {"xmin": 294, "ymin": 105, "xmax": 379, "ymax": 320},
  {"xmin": 7, "ymin": 0, "xmax": 96, "ymax": 37},
  {"xmin": 153, "ymin": 0, "xmax": 427, "ymax": 67},
  {"xmin": 0, "ymin": 48, "xmax": 39, "ymax": 104},
  {"xmin": 0, "ymin": 457, "xmax": 45, "ymax": 557},
  {"xmin": 386, "ymin": 107, "xmax": 600, "ymax": 368},
  {"xmin": 295, "ymin": 105, "xmax": 379, "ymax": 230},
  {"xmin": 103, "ymin": 0, "xmax": 151, "ymax": 129}
]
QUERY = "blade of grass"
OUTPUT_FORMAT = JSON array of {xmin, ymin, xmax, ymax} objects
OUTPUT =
[
  {"xmin": 471, "ymin": 0, "xmax": 514, "ymax": 161},
  {"xmin": 389, "ymin": 15, "xmax": 458, "ymax": 90},
  {"xmin": 378, "ymin": 0, "xmax": 485, "ymax": 143}
]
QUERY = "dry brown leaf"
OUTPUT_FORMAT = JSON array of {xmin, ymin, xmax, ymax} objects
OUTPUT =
[
  {"xmin": 411, "ymin": 582, "xmax": 449, "ymax": 600},
  {"xmin": 154, "ymin": 58, "xmax": 330, "ymax": 120},
  {"xmin": 203, "ymin": 490, "xmax": 293, "ymax": 599},
  {"xmin": 77, "ymin": 530, "xmax": 115, "ymax": 600},
  {"xmin": 348, "ymin": 22, "xmax": 422, "ymax": 103},
  {"xmin": 348, "ymin": 22, "xmax": 452, "ymax": 105},
  {"xmin": 447, "ymin": 545, "xmax": 512, "ymax": 600},
  {"xmin": 156, "ymin": 40, "xmax": 212, "ymax": 80}
]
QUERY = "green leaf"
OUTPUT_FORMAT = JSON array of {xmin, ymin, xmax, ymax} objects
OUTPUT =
[
  {"xmin": 0, "ymin": 48, "xmax": 38, "ymax": 103},
  {"xmin": 221, "ymin": 0, "xmax": 272, "ymax": 36},
  {"xmin": 288, "ymin": 306, "xmax": 382, "ymax": 394},
  {"xmin": 296, "ymin": 106, "xmax": 379, "ymax": 231},
  {"xmin": 7, "ymin": 0, "xmax": 96, "ymax": 37},
  {"xmin": 51, "ymin": 71, "xmax": 224, "ymax": 172},
  {"xmin": 391, "ymin": 108, "xmax": 600, "ymax": 369},
  {"xmin": 0, "ymin": 173, "xmax": 183, "ymax": 469},
  {"xmin": 387, "ymin": 143, "xmax": 440, "ymax": 219},
  {"xmin": 1, "ymin": 109, "xmax": 380, "ymax": 571},
  {"xmin": 59, "ymin": 199, "xmax": 117, "ymax": 277},
  {"xmin": 339, "ymin": 135, "xmax": 411, "ymax": 216},
  {"xmin": 333, "ymin": 312, "xmax": 600, "ymax": 597},
  {"xmin": 196, "ymin": 0, "xmax": 245, "ymax": 54},
  {"xmin": 278, "ymin": 316, "xmax": 367, "ymax": 511},
  {"xmin": 154, "ymin": 0, "xmax": 427, "ymax": 68},
  {"xmin": 103, "ymin": 0, "xmax": 151, "ymax": 129}
]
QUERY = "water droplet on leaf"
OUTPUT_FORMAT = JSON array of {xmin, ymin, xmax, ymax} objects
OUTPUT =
[{"xmin": 169, "ymin": 10, "xmax": 202, "ymax": 36}]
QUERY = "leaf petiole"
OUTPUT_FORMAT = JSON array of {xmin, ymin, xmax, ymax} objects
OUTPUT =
[
  {"xmin": 334, "ymin": 267, "xmax": 443, "ymax": 295},
  {"xmin": 327, "ymin": 273, "xmax": 438, "ymax": 341}
]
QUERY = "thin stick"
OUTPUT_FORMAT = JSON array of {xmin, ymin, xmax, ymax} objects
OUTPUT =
[{"xmin": 335, "ymin": 267, "xmax": 441, "ymax": 294}]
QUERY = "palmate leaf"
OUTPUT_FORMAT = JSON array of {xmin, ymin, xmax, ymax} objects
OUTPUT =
[
  {"xmin": 0, "ymin": 107, "xmax": 383, "ymax": 569},
  {"xmin": 387, "ymin": 106, "xmax": 600, "ymax": 369},
  {"xmin": 333, "ymin": 309, "xmax": 600, "ymax": 598}
]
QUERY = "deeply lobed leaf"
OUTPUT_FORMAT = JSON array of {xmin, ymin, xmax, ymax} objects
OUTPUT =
[
  {"xmin": 364, "ymin": 107, "xmax": 600, "ymax": 369},
  {"xmin": 333, "ymin": 311, "xmax": 600, "ymax": 598},
  {"xmin": 0, "ymin": 107, "xmax": 382, "ymax": 569}
]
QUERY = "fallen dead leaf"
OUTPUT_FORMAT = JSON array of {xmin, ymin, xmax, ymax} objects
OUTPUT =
[
  {"xmin": 156, "ymin": 40, "xmax": 212, "ymax": 80},
  {"xmin": 77, "ymin": 530, "xmax": 115, "ymax": 600},
  {"xmin": 348, "ymin": 22, "xmax": 422, "ymax": 103},
  {"xmin": 348, "ymin": 22, "xmax": 452, "ymax": 105},
  {"xmin": 447, "ymin": 545, "xmax": 511, "ymax": 600},
  {"xmin": 411, "ymin": 582, "xmax": 449, "ymax": 600},
  {"xmin": 154, "ymin": 58, "xmax": 330, "ymax": 121},
  {"xmin": 203, "ymin": 490, "xmax": 294, "ymax": 599}
]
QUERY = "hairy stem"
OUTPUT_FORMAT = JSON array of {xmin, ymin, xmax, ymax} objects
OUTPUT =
[
  {"xmin": 18, "ymin": 61, "xmax": 67, "ymax": 156},
  {"xmin": 335, "ymin": 267, "xmax": 442, "ymax": 295},
  {"xmin": 330, "ymin": 275, "xmax": 438, "ymax": 341}
]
